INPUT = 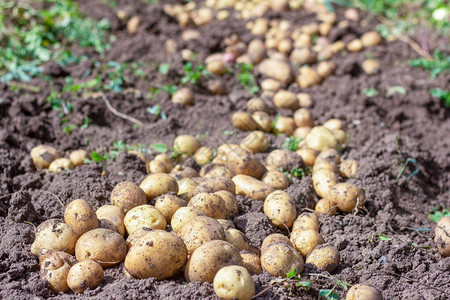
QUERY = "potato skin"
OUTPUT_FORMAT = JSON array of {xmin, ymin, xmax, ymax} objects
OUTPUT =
[
  {"xmin": 96, "ymin": 205, "xmax": 126, "ymax": 236},
  {"xmin": 194, "ymin": 176, "xmax": 236, "ymax": 194},
  {"xmin": 49, "ymin": 158, "xmax": 75, "ymax": 173},
  {"xmin": 346, "ymin": 284, "xmax": 383, "ymax": 300},
  {"xmin": 232, "ymin": 174, "xmax": 274, "ymax": 201},
  {"xmin": 305, "ymin": 126, "xmax": 338, "ymax": 152},
  {"xmin": 177, "ymin": 216, "xmax": 225, "ymax": 254},
  {"xmin": 434, "ymin": 216, "xmax": 450, "ymax": 257},
  {"xmin": 124, "ymin": 205, "xmax": 167, "ymax": 234},
  {"xmin": 225, "ymin": 229, "xmax": 249, "ymax": 251},
  {"xmin": 240, "ymin": 131, "xmax": 269, "ymax": 154},
  {"xmin": 261, "ymin": 233, "xmax": 293, "ymax": 253},
  {"xmin": 262, "ymin": 171, "xmax": 290, "ymax": 189},
  {"xmin": 185, "ymin": 240, "xmax": 242, "ymax": 283},
  {"xmin": 31, "ymin": 219, "xmax": 78, "ymax": 256},
  {"xmin": 194, "ymin": 146, "xmax": 213, "ymax": 165},
  {"xmin": 290, "ymin": 229, "xmax": 325, "ymax": 257},
  {"xmin": 125, "ymin": 230, "xmax": 187, "ymax": 280},
  {"xmin": 266, "ymin": 149, "xmax": 304, "ymax": 172},
  {"xmin": 110, "ymin": 181, "xmax": 147, "ymax": 213},
  {"xmin": 30, "ymin": 145, "xmax": 59, "ymax": 169},
  {"xmin": 312, "ymin": 170, "xmax": 338, "ymax": 199},
  {"xmin": 232, "ymin": 111, "xmax": 261, "ymax": 131},
  {"xmin": 173, "ymin": 135, "xmax": 201, "ymax": 155},
  {"xmin": 226, "ymin": 147, "xmax": 267, "ymax": 179},
  {"xmin": 172, "ymin": 87, "xmax": 194, "ymax": 105},
  {"xmin": 213, "ymin": 190, "xmax": 238, "ymax": 218},
  {"xmin": 67, "ymin": 260, "xmax": 104, "ymax": 293},
  {"xmin": 240, "ymin": 251, "xmax": 262, "ymax": 275},
  {"xmin": 315, "ymin": 198, "xmax": 337, "ymax": 216},
  {"xmin": 154, "ymin": 194, "xmax": 187, "ymax": 223},
  {"xmin": 213, "ymin": 266, "xmax": 255, "ymax": 300},
  {"xmin": 292, "ymin": 213, "xmax": 320, "ymax": 232},
  {"xmin": 139, "ymin": 173, "xmax": 179, "ymax": 200},
  {"xmin": 69, "ymin": 149, "xmax": 87, "ymax": 167},
  {"xmin": 340, "ymin": 159, "xmax": 359, "ymax": 178},
  {"xmin": 64, "ymin": 199, "xmax": 98, "ymax": 236},
  {"xmin": 305, "ymin": 245, "xmax": 340, "ymax": 273},
  {"xmin": 261, "ymin": 242, "xmax": 304, "ymax": 276},
  {"xmin": 177, "ymin": 178, "xmax": 199, "ymax": 201},
  {"xmin": 264, "ymin": 191, "xmax": 297, "ymax": 229},
  {"xmin": 188, "ymin": 193, "xmax": 227, "ymax": 219},
  {"xmin": 75, "ymin": 228, "xmax": 127, "ymax": 267},
  {"xmin": 171, "ymin": 206, "xmax": 206, "ymax": 233},
  {"xmin": 327, "ymin": 183, "xmax": 366, "ymax": 213},
  {"xmin": 39, "ymin": 249, "xmax": 76, "ymax": 293}
]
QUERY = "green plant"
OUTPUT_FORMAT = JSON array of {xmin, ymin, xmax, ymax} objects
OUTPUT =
[
  {"xmin": 269, "ymin": 268, "xmax": 311, "ymax": 294},
  {"xmin": 410, "ymin": 51, "xmax": 450, "ymax": 78},
  {"xmin": 236, "ymin": 63, "xmax": 259, "ymax": 94},
  {"xmin": 363, "ymin": 88, "xmax": 379, "ymax": 97},
  {"xmin": 386, "ymin": 86, "xmax": 407, "ymax": 97},
  {"xmin": 147, "ymin": 105, "xmax": 167, "ymax": 121},
  {"xmin": 429, "ymin": 208, "xmax": 450, "ymax": 223},
  {"xmin": 430, "ymin": 88, "xmax": 450, "ymax": 107},
  {"xmin": 151, "ymin": 143, "xmax": 168, "ymax": 153},
  {"xmin": 283, "ymin": 167, "xmax": 312, "ymax": 180},
  {"xmin": 158, "ymin": 63, "xmax": 170, "ymax": 75},
  {"xmin": 282, "ymin": 136, "xmax": 302, "ymax": 151},
  {"xmin": 180, "ymin": 62, "xmax": 209, "ymax": 85}
]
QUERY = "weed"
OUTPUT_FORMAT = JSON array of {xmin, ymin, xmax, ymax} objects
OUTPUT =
[
  {"xmin": 80, "ymin": 117, "xmax": 92, "ymax": 130},
  {"xmin": 270, "ymin": 114, "xmax": 281, "ymax": 135},
  {"xmin": 368, "ymin": 232, "xmax": 392, "ymax": 243},
  {"xmin": 158, "ymin": 63, "xmax": 170, "ymax": 75},
  {"xmin": 221, "ymin": 130, "xmax": 235, "ymax": 136},
  {"xmin": 151, "ymin": 143, "xmax": 168, "ymax": 153},
  {"xmin": 283, "ymin": 167, "xmax": 312, "ymax": 181},
  {"xmin": 363, "ymin": 88, "xmax": 379, "ymax": 97},
  {"xmin": 430, "ymin": 88, "xmax": 450, "ymax": 107},
  {"xmin": 147, "ymin": 105, "xmax": 167, "ymax": 121},
  {"xmin": 268, "ymin": 268, "xmax": 311, "ymax": 294},
  {"xmin": 282, "ymin": 136, "xmax": 302, "ymax": 151},
  {"xmin": 410, "ymin": 51, "xmax": 450, "ymax": 78},
  {"xmin": 236, "ymin": 63, "xmax": 259, "ymax": 94},
  {"xmin": 386, "ymin": 86, "xmax": 407, "ymax": 97},
  {"xmin": 180, "ymin": 62, "xmax": 209, "ymax": 85},
  {"xmin": 429, "ymin": 208, "xmax": 450, "ymax": 223},
  {"xmin": 395, "ymin": 157, "xmax": 419, "ymax": 184}
]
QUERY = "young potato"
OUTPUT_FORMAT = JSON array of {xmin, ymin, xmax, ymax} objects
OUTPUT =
[
  {"xmin": 327, "ymin": 183, "xmax": 366, "ymax": 213},
  {"xmin": 177, "ymin": 216, "xmax": 225, "ymax": 254},
  {"xmin": 207, "ymin": 60, "xmax": 227, "ymax": 75},
  {"xmin": 258, "ymin": 58, "xmax": 293, "ymax": 84},
  {"xmin": 312, "ymin": 170, "xmax": 339, "ymax": 198},
  {"xmin": 434, "ymin": 216, "xmax": 450, "ymax": 257},
  {"xmin": 297, "ymin": 67, "xmax": 322, "ymax": 88},
  {"xmin": 213, "ymin": 266, "xmax": 255, "ymax": 300},
  {"xmin": 31, "ymin": 219, "xmax": 78, "ymax": 256},
  {"xmin": 293, "ymin": 127, "xmax": 312, "ymax": 140},
  {"xmin": 225, "ymin": 229, "xmax": 249, "ymax": 251},
  {"xmin": 340, "ymin": 159, "xmax": 359, "ymax": 178},
  {"xmin": 296, "ymin": 147, "xmax": 319, "ymax": 167},
  {"xmin": 75, "ymin": 228, "xmax": 127, "ymax": 267},
  {"xmin": 315, "ymin": 198, "xmax": 337, "ymax": 216},
  {"xmin": 313, "ymin": 160, "xmax": 339, "ymax": 174},
  {"xmin": 125, "ymin": 230, "xmax": 187, "ymax": 280},
  {"xmin": 305, "ymin": 126, "xmax": 338, "ymax": 152},
  {"xmin": 247, "ymin": 39, "xmax": 266, "ymax": 64},
  {"xmin": 246, "ymin": 98, "xmax": 275, "ymax": 114},
  {"xmin": 110, "ymin": 181, "xmax": 147, "ymax": 213},
  {"xmin": 201, "ymin": 164, "xmax": 234, "ymax": 178},
  {"xmin": 333, "ymin": 129, "xmax": 347, "ymax": 145},
  {"xmin": 346, "ymin": 284, "xmax": 383, "ymax": 300},
  {"xmin": 124, "ymin": 205, "xmax": 167, "ymax": 234},
  {"xmin": 170, "ymin": 165, "xmax": 198, "ymax": 179},
  {"xmin": 261, "ymin": 242, "xmax": 304, "ymax": 276},
  {"xmin": 213, "ymin": 190, "xmax": 238, "ymax": 218},
  {"xmin": 49, "ymin": 158, "xmax": 75, "ymax": 173},
  {"xmin": 39, "ymin": 249, "xmax": 76, "ymax": 293},
  {"xmin": 232, "ymin": 174, "xmax": 274, "ymax": 201},
  {"xmin": 266, "ymin": 149, "xmax": 305, "ymax": 172},
  {"xmin": 185, "ymin": 240, "xmax": 242, "ymax": 283},
  {"xmin": 362, "ymin": 59, "xmax": 380, "ymax": 75},
  {"xmin": 64, "ymin": 199, "xmax": 98, "ymax": 236},
  {"xmin": 149, "ymin": 159, "xmax": 169, "ymax": 174},
  {"xmin": 329, "ymin": 40, "xmax": 346, "ymax": 53},
  {"xmin": 69, "ymin": 149, "xmax": 87, "ymax": 167},
  {"xmin": 96, "ymin": 205, "xmax": 125, "ymax": 236},
  {"xmin": 240, "ymin": 131, "xmax": 269, "ymax": 154},
  {"xmin": 361, "ymin": 31, "xmax": 382, "ymax": 47},
  {"xmin": 171, "ymin": 206, "xmax": 206, "ymax": 232},
  {"xmin": 347, "ymin": 39, "xmax": 363, "ymax": 52},
  {"xmin": 305, "ymin": 245, "xmax": 340, "ymax": 273},
  {"xmin": 30, "ymin": 145, "xmax": 59, "ymax": 170},
  {"xmin": 208, "ymin": 79, "xmax": 227, "ymax": 95},
  {"xmin": 172, "ymin": 87, "xmax": 194, "ymax": 105},
  {"xmin": 273, "ymin": 90, "xmax": 299, "ymax": 110},
  {"xmin": 262, "ymin": 171, "xmax": 290, "ymax": 189},
  {"xmin": 292, "ymin": 213, "xmax": 320, "ymax": 232},
  {"xmin": 240, "ymin": 251, "xmax": 262, "ymax": 275},
  {"xmin": 261, "ymin": 233, "xmax": 293, "ymax": 253},
  {"xmin": 290, "ymin": 229, "xmax": 325, "ymax": 257},
  {"xmin": 67, "ymin": 260, "xmax": 104, "ymax": 293},
  {"xmin": 294, "ymin": 108, "xmax": 314, "ymax": 128},
  {"xmin": 194, "ymin": 146, "xmax": 214, "ymax": 165},
  {"xmin": 252, "ymin": 112, "xmax": 272, "ymax": 133},
  {"xmin": 274, "ymin": 116, "xmax": 295, "ymax": 136},
  {"xmin": 194, "ymin": 176, "xmax": 236, "ymax": 194},
  {"xmin": 217, "ymin": 218, "xmax": 235, "ymax": 230},
  {"xmin": 155, "ymin": 195, "xmax": 187, "ymax": 223},
  {"xmin": 260, "ymin": 79, "xmax": 281, "ymax": 93},
  {"xmin": 264, "ymin": 191, "xmax": 297, "ymax": 229},
  {"xmin": 317, "ymin": 61, "xmax": 336, "ymax": 78},
  {"xmin": 297, "ymin": 93, "xmax": 314, "ymax": 108},
  {"xmin": 154, "ymin": 153, "xmax": 174, "ymax": 172},
  {"xmin": 232, "ymin": 111, "xmax": 261, "ymax": 131},
  {"xmin": 177, "ymin": 177, "xmax": 199, "ymax": 201},
  {"xmin": 173, "ymin": 135, "xmax": 201, "ymax": 155},
  {"xmin": 188, "ymin": 193, "xmax": 227, "ymax": 219},
  {"xmin": 316, "ymin": 148, "xmax": 341, "ymax": 165},
  {"xmin": 140, "ymin": 173, "xmax": 179, "ymax": 200},
  {"xmin": 290, "ymin": 48, "xmax": 316, "ymax": 65},
  {"xmin": 226, "ymin": 147, "xmax": 267, "ymax": 179}
]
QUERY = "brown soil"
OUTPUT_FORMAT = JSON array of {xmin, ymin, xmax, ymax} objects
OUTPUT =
[{"xmin": 0, "ymin": 0, "xmax": 449, "ymax": 299}]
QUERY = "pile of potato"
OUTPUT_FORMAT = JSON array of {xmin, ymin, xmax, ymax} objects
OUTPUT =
[{"xmin": 30, "ymin": 145, "xmax": 88, "ymax": 174}]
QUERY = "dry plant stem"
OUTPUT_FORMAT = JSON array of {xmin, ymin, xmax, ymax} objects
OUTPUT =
[
  {"xmin": 101, "ymin": 93, "xmax": 144, "ymax": 127},
  {"xmin": 43, "ymin": 191, "xmax": 65, "ymax": 209}
]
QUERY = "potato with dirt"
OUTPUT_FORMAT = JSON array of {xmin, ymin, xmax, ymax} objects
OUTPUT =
[
  {"xmin": 30, "ymin": 145, "xmax": 59, "ymax": 169},
  {"xmin": 96, "ymin": 205, "xmax": 125, "ymax": 236},
  {"xmin": 296, "ymin": 147, "xmax": 319, "ymax": 167},
  {"xmin": 194, "ymin": 146, "xmax": 213, "ymax": 165},
  {"xmin": 292, "ymin": 213, "xmax": 320, "ymax": 232},
  {"xmin": 125, "ymin": 229, "xmax": 187, "ymax": 280},
  {"xmin": 261, "ymin": 233, "xmax": 293, "ymax": 253},
  {"xmin": 305, "ymin": 245, "xmax": 340, "ymax": 273},
  {"xmin": 305, "ymin": 126, "xmax": 338, "ymax": 152},
  {"xmin": 434, "ymin": 216, "xmax": 450, "ymax": 257},
  {"xmin": 315, "ymin": 198, "xmax": 337, "ymax": 216},
  {"xmin": 213, "ymin": 190, "xmax": 238, "ymax": 218},
  {"xmin": 49, "ymin": 158, "xmax": 75, "ymax": 173},
  {"xmin": 75, "ymin": 228, "xmax": 127, "ymax": 267},
  {"xmin": 266, "ymin": 149, "xmax": 304, "ymax": 172},
  {"xmin": 188, "ymin": 192, "xmax": 227, "ymax": 219},
  {"xmin": 340, "ymin": 159, "xmax": 359, "ymax": 178},
  {"xmin": 224, "ymin": 228, "xmax": 249, "ymax": 251},
  {"xmin": 327, "ymin": 183, "xmax": 366, "ymax": 213},
  {"xmin": 177, "ymin": 178, "xmax": 199, "ymax": 201},
  {"xmin": 226, "ymin": 147, "xmax": 267, "ymax": 179},
  {"xmin": 273, "ymin": 90, "xmax": 299, "ymax": 110},
  {"xmin": 213, "ymin": 266, "xmax": 255, "ymax": 300},
  {"xmin": 124, "ymin": 205, "xmax": 167, "ymax": 234},
  {"xmin": 171, "ymin": 206, "xmax": 206, "ymax": 232},
  {"xmin": 69, "ymin": 149, "xmax": 87, "ymax": 167},
  {"xmin": 39, "ymin": 249, "xmax": 76, "ymax": 293},
  {"xmin": 290, "ymin": 229, "xmax": 325, "ymax": 257},
  {"xmin": 64, "ymin": 199, "xmax": 98, "ymax": 236},
  {"xmin": 155, "ymin": 194, "xmax": 187, "ymax": 223},
  {"xmin": 261, "ymin": 170, "xmax": 290, "ymax": 189},
  {"xmin": 232, "ymin": 174, "xmax": 274, "ymax": 201},
  {"xmin": 194, "ymin": 176, "xmax": 236, "ymax": 194},
  {"xmin": 67, "ymin": 260, "xmax": 104, "ymax": 293},
  {"xmin": 173, "ymin": 135, "xmax": 201, "ymax": 155},
  {"xmin": 273, "ymin": 116, "xmax": 295, "ymax": 136},
  {"xmin": 261, "ymin": 242, "xmax": 304, "ymax": 276},
  {"xmin": 31, "ymin": 219, "xmax": 78, "ymax": 256},
  {"xmin": 240, "ymin": 251, "xmax": 262, "ymax": 275},
  {"xmin": 177, "ymin": 216, "xmax": 225, "ymax": 254},
  {"xmin": 240, "ymin": 131, "xmax": 269, "ymax": 154},
  {"xmin": 185, "ymin": 240, "xmax": 242, "ymax": 283},
  {"xmin": 139, "ymin": 173, "xmax": 179, "ymax": 200},
  {"xmin": 232, "ymin": 111, "xmax": 261, "ymax": 131},
  {"xmin": 172, "ymin": 87, "xmax": 194, "ymax": 105},
  {"xmin": 294, "ymin": 108, "xmax": 314, "ymax": 128},
  {"xmin": 110, "ymin": 181, "xmax": 147, "ymax": 213},
  {"xmin": 346, "ymin": 284, "xmax": 383, "ymax": 300},
  {"xmin": 252, "ymin": 112, "xmax": 272, "ymax": 133},
  {"xmin": 263, "ymin": 190, "xmax": 297, "ymax": 229},
  {"xmin": 312, "ymin": 169, "xmax": 339, "ymax": 199}
]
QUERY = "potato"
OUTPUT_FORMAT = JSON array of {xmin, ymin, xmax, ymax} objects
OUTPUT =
[
  {"xmin": 140, "ymin": 173, "xmax": 178, "ymax": 200},
  {"xmin": 149, "ymin": 159, "xmax": 169, "ymax": 173},
  {"xmin": 434, "ymin": 216, "xmax": 450, "ymax": 257},
  {"xmin": 362, "ymin": 59, "xmax": 380, "ymax": 75},
  {"xmin": 207, "ymin": 61, "xmax": 228, "ymax": 75},
  {"xmin": 213, "ymin": 190, "xmax": 238, "ymax": 218},
  {"xmin": 312, "ymin": 170, "xmax": 338, "ymax": 198},
  {"xmin": 262, "ymin": 170, "xmax": 290, "ymax": 189},
  {"xmin": 293, "ymin": 127, "xmax": 312, "ymax": 140},
  {"xmin": 297, "ymin": 93, "xmax": 314, "ymax": 108},
  {"xmin": 296, "ymin": 147, "xmax": 319, "ymax": 167},
  {"xmin": 67, "ymin": 260, "xmax": 103, "ymax": 293},
  {"xmin": 111, "ymin": 181, "xmax": 147, "ymax": 213},
  {"xmin": 305, "ymin": 245, "xmax": 340, "ymax": 273},
  {"xmin": 172, "ymin": 87, "xmax": 194, "ymax": 105},
  {"xmin": 31, "ymin": 219, "xmax": 78, "ymax": 256},
  {"xmin": 39, "ymin": 249, "xmax": 76, "ymax": 293},
  {"xmin": 290, "ymin": 229, "xmax": 325, "ymax": 257},
  {"xmin": 124, "ymin": 205, "xmax": 167, "ymax": 234},
  {"xmin": 313, "ymin": 159, "xmax": 338, "ymax": 174},
  {"xmin": 261, "ymin": 233, "xmax": 293, "ymax": 253},
  {"xmin": 155, "ymin": 195, "xmax": 187, "ymax": 223},
  {"xmin": 329, "ymin": 40, "xmax": 346, "ymax": 53},
  {"xmin": 154, "ymin": 153, "xmax": 174, "ymax": 171},
  {"xmin": 277, "ymin": 39, "xmax": 293, "ymax": 54},
  {"xmin": 194, "ymin": 147, "xmax": 214, "ymax": 165},
  {"xmin": 333, "ymin": 129, "xmax": 347, "ymax": 145},
  {"xmin": 208, "ymin": 79, "xmax": 227, "ymax": 95},
  {"xmin": 217, "ymin": 218, "xmax": 235, "ymax": 230},
  {"xmin": 361, "ymin": 31, "xmax": 382, "ymax": 47},
  {"xmin": 173, "ymin": 135, "xmax": 201, "ymax": 155},
  {"xmin": 49, "ymin": 158, "xmax": 75, "ymax": 173},
  {"xmin": 226, "ymin": 147, "xmax": 266, "ymax": 179},
  {"xmin": 171, "ymin": 206, "xmax": 206, "ymax": 232},
  {"xmin": 340, "ymin": 159, "xmax": 359, "ymax": 178},
  {"xmin": 240, "ymin": 131, "xmax": 269, "ymax": 154},
  {"xmin": 260, "ymin": 79, "xmax": 281, "ymax": 92},
  {"xmin": 188, "ymin": 193, "xmax": 227, "ymax": 219},
  {"xmin": 240, "ymin": 251, "xmax": 262, "ymax": 275},
  {"xmin": 266, "ymin": 149, "xmax": 304, "ymax": 172},
  {"xmin": 125, "ymin": 229, "xmax": 187, "ymax": 279},
  {"xmin": 194, "ymin": 176, "xmax": 236, "ymax": 194},
  {"xmin": 69, "ymin": 149, "xmax": 87, "ymax": 167},
  {"xmin": 315, "ymin": 198, "xmax": 337, "ymax": 216},
  {"xmin": 170, "ymin": 165, "xmax": 198, "ymax": 179},
  {"xmin": 247, "ymin": 39, "xmax": 266, "ymax": 64},
  {"xmin": 185, "ymin": 240, "xmax": 242, "ymax": 283},
  {"xmin": 305, "ymin": 126, "xmax": 338, "ymax": 151},
  {"xmin": 246, "ymin": 97, "xmax": 275, "ymax": 114},
  {"xmin": 30, "ymin": 145, "xmax": 59, "ymax": 169},
  {"xmin": 225, "ymin": 229, "xmax": 249, "ymax": 251},
  {"xmin": 327, "ymin": 183, "xmax": 366, "ymax": 213},
  {"xmin": 297, "ymin": 67, "xmax": 322, "ymax": 88},
  {"xmin": 264, "ymin": 191, "xmax": 297, "ymax": 229},
  {"xmin": 233, "ymin": 174, "xmax": 274, "ymax": 201},
  {"xmin": 316, "ymin": 148, "xmax": 341, "ymax": 165},
  {"xmin": 290, "ymin": 48, "xmax": 316, "ymax": 65},
  {"xmin": 75, "ymin": 228, "xmax": 127, "ymax": 267},
  {"xmin": 273, "ymin": 90, "xmax": 299, "ymax": 110},
  {"xmin": 213, "ymin": 266, "xmax": 255, "ymax": 300},
  {"xmin": 347, "ymin": 39, "xmax": 363, "ymax": 52},
  {"xmin": 201, "ymin": 164, "xmax": 234, "ymax": 178},
  {"xmin": 127, "ymin": 16, "xmax": 139, "ymax": 34},
  {"xmin": 261, "ymin": 242, "xmax": 304, "ymax": 276},
  {"xmin": 258, "ymin": 58, "xmax": 293, "ymax": 84},
  {"xmin": 177, "ymin": 216, "xmax": 225, "ymax": 254},
  {"xmin": 294, "ymin": 108, "xmax": 314, "ymax": 127},
  {"xmin": 64, "ymin": 199, "xmax": 98, "ymax": 236},
  {"xmin": 274, "ymin": 116, "xmax": 295, "ymax": 136},
  {"xmin": 96, "ymin": 205, "xmax": 125, "ymax": 236},
  {"xmin": 252, "ymin": 112, "xmax": 272, "ymax": 133},
  {"xmin": 292, "ymin": 213, "xmax": 320, "ymax": 232},
  {"xmin": 317, "ymin": 61, "xmax": 336, "ymax": 79},
  {"xmin": 232, "ymin": 111, "xmax": 261, "ymax": 131},
  {"xmin": 346, "ymin": 284, "xmax": 383, "ymax": 300},
  {"xmin": 177, "ymin": 178, "xmax": 198, "ymax": 201}
]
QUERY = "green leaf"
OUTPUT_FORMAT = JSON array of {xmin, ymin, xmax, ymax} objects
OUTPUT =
[
  {"xmin": 430, "ymin": 88, "xmax": 450, "ymax": 107},
  {"xmin": 429, "ymin": 209, "xmax": 450, "ymax": 223},
  {"xmin": 221, "ymin": 130, "xmax": 235, "ymax": 136},
  {"xmin": 91, "ymin": 151, "xmax": 106, "ymax": 162},
  {"xmin": 386, "ymin": 86, "xmax": 407, "ymax": 97},
  {"xmin": 158, "ymin": 63, "xmax": 170, "ymax": 75},
  {"xmin": 378, "ymin": 234, "xmax": 392, "ymax": 241},
  {"xmin": 295, "ymin": 281, "xmax": 311, "ymax": 289},
  {"xmin": 287, "ymin": 268, "xmax": 297, "ymax": 278},
  {"xmin": 319, "ymin": 289, "xmax": 340, "ymax": 300},
  {"xmin": 151, "ymin": 143, "xmax": 167, "ymax": 153},
  {"xmin": 363, "ymin": 88, "xmax": 379, "ymax": 97}
]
